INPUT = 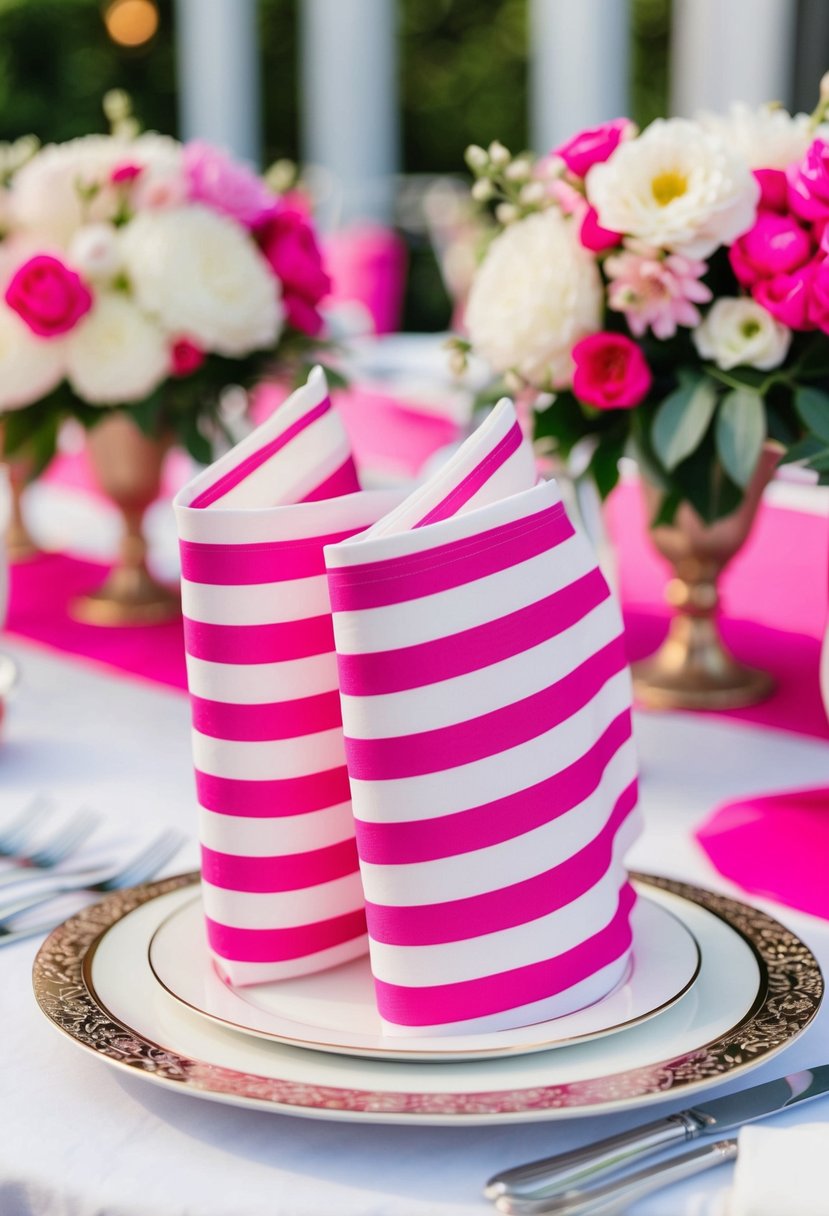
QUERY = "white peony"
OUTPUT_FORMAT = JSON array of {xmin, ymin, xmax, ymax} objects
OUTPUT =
[
  {"xmin": 586, "ymin": 118, "xmax": 760, "ymax": 258},
  {"xmin": 692, "ymin": 297, "xmax": 791, "ymax": 371},
  {"xmin": 121, "ymin": 205, "xmax": 283, "ymax": 356},
  {"xmin": 0, "ymin": 303, "xmax": 65, "ymax": 409},
  {"xmin": 65, "ymin": 292, "xmax": 169, "ymax": 404},
  {"xmin": 9, "ymin": 133, "xmax": 182, "ymax": 247},
  {"xmin": 697, "ymin": 103, "xmax": 812, "ymax": 170},
  {"xmin": 68, "ymin": 223, "xmax": 122, "ymax": 282},
  {"xmin": 465, "ymin": 209, "xmax": 603, "ymax": 387}
]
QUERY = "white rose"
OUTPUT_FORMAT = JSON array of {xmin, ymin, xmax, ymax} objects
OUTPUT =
[
  {"xmin": 9, "ymin": 133, "xmax": 182, "ymax": 247},
  {"xmin": 0, "ymin": 303, "xmax": 65, "ymax": 409},
  {"xmin": 121, "ymin": 205, "xmax": 283, "ymax": 356},
  {"xmin": 692, "ymin": 297, "xmax": 791, "ymax": 371},
  {"xmin": 697, "ymin": 103, "xmax": 811, "ymax": 170},
  {"xmin": 586, "ymin": 118, "xmax": 760, "ymax": 258},
  {"xmin": 465, "ymin": 209, "xmax": 603, "ymax": 387},
  {"xmin": 65, "ymin": 292, "xmax": 169, "ymax": 404},
  {"xmin": 68, "ymin": 223, "xmax": 122, "ymax": 282}
]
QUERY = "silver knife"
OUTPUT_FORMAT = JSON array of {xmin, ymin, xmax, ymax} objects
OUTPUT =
[{"xmin": 484, "ymin": 1066, "xmax": 829, "ymax": 1201}]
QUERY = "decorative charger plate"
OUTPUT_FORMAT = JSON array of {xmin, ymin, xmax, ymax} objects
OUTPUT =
[
  {"xmin": 147, "ymin": 890, "xmax": 701, "ymax": 1061},
  {"xmin": 32, "ymin": 872, "xmax": 823, "ymax": 1126}
]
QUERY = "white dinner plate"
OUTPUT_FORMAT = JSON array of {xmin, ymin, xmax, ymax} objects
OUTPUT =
[
  {"xmin": 33, "ymin": 872, "xmax": 823, "ymax": 1126},
  {"xmin": 147, "ymin": 892, "xmax": 701, "ymax": 1061}
]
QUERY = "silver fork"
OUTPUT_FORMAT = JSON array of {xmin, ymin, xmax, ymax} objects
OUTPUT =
[
  {"xmin": 0, "ymin": 796, "xmax": 56, "ymax": 855},
  {"xmin": 0, "ymin": 807, "xmax": 102, "ymax": 888},
  {"xmin": 0, "ymin": 829, "xmax": 185, "ymax": 945}
]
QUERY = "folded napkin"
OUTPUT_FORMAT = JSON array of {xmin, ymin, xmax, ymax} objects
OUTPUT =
[
  {"xmin": 325, "ymin": 399, "xmax": 640, "ymax": 1035},
  {"xmin": 174, "ymin": 368, "xmax": 400, "ymax": 985},
  {"xmin": 696, "ymin": 1124, "xmax": 829, "ymax": 1216}
]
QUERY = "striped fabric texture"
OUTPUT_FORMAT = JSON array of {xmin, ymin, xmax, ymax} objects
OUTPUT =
[
  {"xmin": 174, "ymin": 368, "xmax": 402, "ymax": 985},
  {"xmin": 325, "ymin": 399, "xmax": 640, "ymax": 1035}
]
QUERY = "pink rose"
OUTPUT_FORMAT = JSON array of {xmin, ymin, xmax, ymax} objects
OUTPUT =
[
  {"xmin": 555, "ymin": 118, "xmax": 633, "ymax": 179},
  {"xmin": 111, "ymin": 162, "xmax": 143, "ymax": 185},
  {"xmin": 184, "ymin": 140, "xmax": 275, "ymax": 229},
  {"xmin": 571, "ymin": 332, "xmax": 652, "ymax": 410},
  {"xmin": 5, "ymin": 254, "xmax": 92, "ymax": 338},
  {"xmin": 806, "ymin": 257, "xmax": 829, "ymax": 331},
  {"xmin": 754, "ymin": 169, "xmax": 789, "ymax": 214},
  {"xmin": 257, "ymin": 207, "xmax": 332, "ymax": 336},
  {"xmin": 171, "ymin": 338, "xmax": 206, "ymax": 377},
  {"xmin": 729, "ymin": 211, "xmax": 814, "ymax": 287},
  {"xmin": 752, "ymin": 263, "xmax": 816, "ymax": 331},
  {"xmin": 579, "ymin": 204, "xmax": 623, "ymax": 252},
  {"xmin": 787, "ymin": 139, "xmax": 829, "ymax": 222}
]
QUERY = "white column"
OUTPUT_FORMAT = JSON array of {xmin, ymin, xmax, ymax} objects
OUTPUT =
[
  {"xmin": 175, "ymin": 0, "xmax": 262, "ymax": 165},
  {"xmin": 671, "ymin": 0, "xmax": 796, "ymax": 116},
  {"xmin": 529, "ymin": 0, "xmax": 631, "ymax": 154},
  {"xmin": 299, "ymin": 0, "xmax": 399, "ymax": 229}
]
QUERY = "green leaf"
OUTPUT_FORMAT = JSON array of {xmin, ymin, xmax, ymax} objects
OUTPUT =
[
  {"xmin": 780, "ymin": 435, "xmax": 829, "ymax": 465},
  {"xmin": 651, "ymin": 374, "xmax": 717, "ymax": 471},
  {"xmin": 650, "ymin": 486, "xmax": 681, "ymax": 527},
  {"xmin": 794, "ymin": 385, "xmax": 829, "ymax": 444},
  {"xmin": 587, "ymin": 432, "xmax": 625, "ymax": 499},
  {"xmin": 715, "ymin": 388, "xmax": 766, "ymax": 488}
]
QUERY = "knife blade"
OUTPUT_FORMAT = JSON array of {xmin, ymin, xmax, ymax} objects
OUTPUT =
[{"xmin": 484, "ymin": 1066, "xmax": 829, "ymax": 1201}]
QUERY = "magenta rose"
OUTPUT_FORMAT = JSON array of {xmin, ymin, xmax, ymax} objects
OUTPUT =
[
  {"xmin": 579, "ymin": 205, "xmax": 623, "ymax": 253},
  {"xmin": 787, "ymin": 139, "xmax": 829, "ymax": 223},
  {"xmin": 754, "ymin": 169, "xmax": 789, "ymax": 214},
  {"xmin": 806, "ymin": 257, "xmax": 829, "ymax": 331},
  {"xmin": 5, "ymin": 254, "xmax": 92, "ymax": 338},
  {"xmin": 572, "ymin": 332, "xmax": 652, "ymax": 410},
  {"xmin": 111, "ymin": 161, "xmax": 143, "ymax": 185},
  {"xmin": 752, "ymin": 263, "xmax": 816, "ymax": 331},
  {"xmin": 184, "ymin": 140, "xmax": 275, "ymax": 229},
  {"xmin": 555, "ymin": 118, "xmax": 633, "ymax": 179},
  {"xmin": 258, "ymin": 207, "xmax": 332, "ymax": 336},
  {"xmin": 170, "ymin": 338, "xmax": 206, "ymax": 377},
  {"xmin": 729, "ymin": 211, "xmax": 814, "ymax": 287}
]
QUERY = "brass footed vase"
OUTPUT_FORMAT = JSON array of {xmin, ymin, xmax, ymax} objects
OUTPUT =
[
  {"xmin": 632, "ymin": 447, "xmax": 779, "ymax": 711},
  {"xmin": 0, "ymin": 424, "xmax": 40, "ymax": 562},
  {"xmin": 71, "ymin": 412, "xmax": 179, "ymax": 626}
]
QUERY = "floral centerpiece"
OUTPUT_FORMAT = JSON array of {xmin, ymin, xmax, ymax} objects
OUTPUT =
[
  {"xmin": 0, "ymin": 94, "xmax": 333, "ymax": 622},
  {"xmin": 0, "ymin": 94, "xmax": 332, "ymax": 470},
  {"xmin": 454, "ymin": 86, "xmax": 829, "ymax": 708}
]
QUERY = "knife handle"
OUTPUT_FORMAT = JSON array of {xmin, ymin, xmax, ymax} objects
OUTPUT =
[
  {"xmin": 484, "ymin": 1114, "xmax": 699, "ymax": 1200},
  {"xmin": 494, "ymin": 1138, "xmax": 738, "ymax": 1216}
]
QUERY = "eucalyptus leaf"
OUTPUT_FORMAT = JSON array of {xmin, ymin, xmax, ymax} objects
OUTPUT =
[
  {"xmin": 651, "ymin": 374, "xmax": 717, "ymax": 471},
  {"xmin": 794, "ymin": 385, "xmax": 829, "ymax": 443},
  {"xmin": 715, "ymin": 388, "xmax": 766, "ymax": 488}
]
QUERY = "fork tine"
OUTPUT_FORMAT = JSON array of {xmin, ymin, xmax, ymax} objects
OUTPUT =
[
  {"xmin": 108, "ymin": 830, "xmax": 184, "ymax": 888},
  {"xmin": 0, "ymin": 796, "xmax": 56, "ymax": 856},
  {"xmin": 24, "ymin": 808, "xmax": 101, "ymax": 868}
]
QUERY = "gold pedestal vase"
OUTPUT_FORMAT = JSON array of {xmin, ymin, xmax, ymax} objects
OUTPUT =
[
  {"xmin": 71, "ymin": 412, "xmax": 179, "ymax": 626},
  {"xmin": 0, "ymin": 424, "xmax": 40, "ymax": 562},
  {"xmin": 632, "ymin": 447, "xmax": 779, "ymax": 711}
]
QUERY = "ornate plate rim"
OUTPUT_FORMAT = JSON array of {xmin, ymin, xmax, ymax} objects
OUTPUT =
[{"xmin": 31, "ymin": 871, "xmax": 824, "ymax": 1123}]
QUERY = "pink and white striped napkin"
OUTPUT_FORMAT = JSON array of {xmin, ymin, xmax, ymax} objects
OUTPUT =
[
  {"xmin": 174, "ymin": 368, "xmax": 400, "ymax": 985},
  {"xmin": 325, "ymin": 399, "xmax": 640, "ymax": 1035}
]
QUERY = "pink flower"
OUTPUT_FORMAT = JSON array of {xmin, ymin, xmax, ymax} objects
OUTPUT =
[
  {"xmin": 571, "ymin": 332, "xmax": 652, "ymax": 410},
  {"xmin": 170, "ymin": 337, "xmax": 206, "ymax": 377},
  {"xmin": 752, "ymin": 263, "xmax": 816, "ymax": 331},
  {"xmin": 555, "ymin": 118, "xmax": 634, "ymax": 180},
  {"xmin": 806, "ymin": 257, "xmax": 829, "ymax": 331},
  {"xmin": 605, "ymin": 244, "xmax": 712, "ymax": 339},
  {"xmin": 729, "ymin": 210, "xmax": 814, "ymax": 287},
  {"xmin": 787, "ymin": 139, "xmax": 829, "ymax": 222},
  {"xmin": 111, "ymin": 162, "xmax": 143, "ymax": 185},
  {"xmin": 579, "ymin": 205, "xmax": 622, "ymax": 252},
  {"xmin": 257, "ymin": 206, "xmax": 331, "ymax": 336},
  {"xmin": 183, "ymin": 140, "xmax": 274, "ymax": 229},
  {"xmin": 5, "ymin": 254, "xmax": 92, "ymax": 338},
  {"xmin": 754, "ymin": 169, "xmax": 789, "ymax": 214}
]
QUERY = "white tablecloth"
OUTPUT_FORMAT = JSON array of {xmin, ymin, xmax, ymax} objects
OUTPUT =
[{"xmin": 2, "ymin": 633, "xmax": 829, "ymax": 1216}]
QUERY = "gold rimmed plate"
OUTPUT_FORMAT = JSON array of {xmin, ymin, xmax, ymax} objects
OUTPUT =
[
  {"xmin": 32, "ymin": 872, "xmax": 823, "ymax": 1125},
  {"xmin": 146, "ymin": 889, "xmax": 701, "ymax": 1062}
]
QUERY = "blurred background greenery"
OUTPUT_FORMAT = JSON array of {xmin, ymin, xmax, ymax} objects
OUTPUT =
[{"xmin": 0, "ymin": 0, "xmax": 671, "ymax": 329}]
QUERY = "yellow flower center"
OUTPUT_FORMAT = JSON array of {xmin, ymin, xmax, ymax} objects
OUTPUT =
[{"xmin": 651, "ymin": 171, "xmax": 688, "ymax": 207}]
